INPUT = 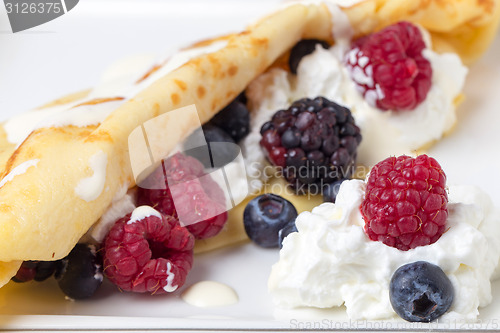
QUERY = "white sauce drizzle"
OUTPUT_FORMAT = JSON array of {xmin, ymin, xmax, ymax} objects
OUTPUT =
[
  {"xmin": 74, "ymin": 151, "xmax": 108, "ymax": 202},
  {"xmin": 0, "ymin": 159, "xmax": 39, "ymax": 188},
  {"xmin": 163, "ymin": 262, "xmax": 178, "ymax": 292}
]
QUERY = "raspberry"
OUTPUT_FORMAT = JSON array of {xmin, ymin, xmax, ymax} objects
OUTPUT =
[
  {"xmin": 259, "ymin": 97, "xmax": 361, "ymax": 192},
  {"xmin": 345, "ymin": 22, "xmax": 432, "ymax": 111},
  {"xmin": 137, "ymin": 153, "xmax": 228, "ymax": 239},
  {"xmin": 103, "ymin": 208, "xmax": 194, "ymax": 294},
  {"xmin": 360, "ymin": 155, "xmax": 448, "ymax": 251}
]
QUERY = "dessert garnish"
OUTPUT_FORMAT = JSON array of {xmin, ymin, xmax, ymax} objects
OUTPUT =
[
  {"xmin": 209, "ymin": 95, "xmax": 250, "ymax": 142},
  {"xmin": 57, "ymin": 244, "xmax": 103, "ymax": 300},
  {"xmin": 390, "ymin": 261, "xmax": 454, "ymax": 322},
  {"xmin": 137, "ymin": 153, "xmax": 228, "ymax": 240},
  {"xmin": 259, "ymin": 96, "xmax": 361, "ymax": 192},
  {"xmin": 103, "ymin": 207, "xmax": 194, "ymax": 294},
  {"xmin": 345, "ymin": 21, "xmax": 432, "ymax": 111},
  {"xmin": 12, "ymin": 244, "xmax": 103, "ymax": 300},
  {"xmin": 361, "ymin": 154, "xmax": 448, "ymax": 250},
  {"xmin": 243, "ymin": 194, "xmax": 297, "ymax": 248}
]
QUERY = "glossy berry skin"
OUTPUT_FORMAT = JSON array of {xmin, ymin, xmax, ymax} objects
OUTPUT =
[
  {"xmin": 390, "ymin": 261, "xmax": 454, "ymax": 322},
  {"xmin": 103, "ymin": 212, "xmax": 194, "ymax": 294},
  {"xmin": 210, "ymin": 99, "xmax": 250, "ymax": 142},
  {"xmin": 137, "ymin": 153, "xmax": 228, "ymax": 240},
  {"xmin": 289, "ymin": 39, "xmax": 330, "ymax": 74},
  {"xmin": 361, "ymin": 155, "xmax": 448, "ymax": 251},
  {"xmin": 322, "ymin": 179, "xmax": 347, "ymax": 203},
  {"xmin": 260, "ymin": 97, "xmax": 361, "ymax": 192},
  {"xmin": 184, "ymin": 123, "xmax": 238, "ymax": 169},
  {"xmin": 345, "ymin": 21, "xmax": 432, "ymax": 111},
  {"xmin": 56, "ymin": 244, "xmax": 103, "ymax": 299},
  {"xmin": 243, "ymin": 194, "xmax": 298, "ymax": 248}
]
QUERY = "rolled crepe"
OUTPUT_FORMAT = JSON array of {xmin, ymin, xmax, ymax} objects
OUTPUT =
[{"xmin": 0, "ymin": 0, "xmax": 498, "ymax": 287}]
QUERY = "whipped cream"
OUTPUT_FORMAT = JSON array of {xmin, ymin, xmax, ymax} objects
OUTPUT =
[
  {"xmin": 242, "ymin": 11, "xmax": 467, "ymax": 189},
  {"xmin": 268, "ymin": 180, "xmax": 500, "ymax": 321}
]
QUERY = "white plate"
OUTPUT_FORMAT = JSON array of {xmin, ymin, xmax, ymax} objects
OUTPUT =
[{"xmin": 0, "ymin": 0, "xmax": 500, "ymax": 331}]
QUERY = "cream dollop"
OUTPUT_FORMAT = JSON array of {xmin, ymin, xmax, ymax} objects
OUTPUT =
[{"xmin": 268, "ymin": 180, "xmax": 500, "ymax": 321}]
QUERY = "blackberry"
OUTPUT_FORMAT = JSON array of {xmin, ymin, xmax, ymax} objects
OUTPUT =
[{"xmin": 260, "ymin": 97, "xmax": 361, "ymax": 192}]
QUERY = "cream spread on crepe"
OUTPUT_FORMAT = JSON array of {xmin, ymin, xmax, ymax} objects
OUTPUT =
[
  {"xmin": 3, "ymin": 40, "xmax": 228, "ymax": 146},
  {"xmin": 268, "ymin": 180, "xmax": 500, "ymax": 321},
  {"xmin": 0, "ymin": 159, "xmax": 39, "ymax": 188},
  {"xmin": 74, "ymin": 151, "xmax": 108, "ymax": 202}
]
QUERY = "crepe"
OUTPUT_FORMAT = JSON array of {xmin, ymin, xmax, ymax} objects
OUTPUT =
[{"xmin": 0, "ymin": 0, "xmax": 499, "ymax": 287}]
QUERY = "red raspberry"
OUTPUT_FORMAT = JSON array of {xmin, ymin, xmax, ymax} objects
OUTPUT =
[
  {"xmin": 360, "ymin": 155, "xmax": 448, "ymax": 251},
  {"xmin": 137, "ymin": 153, "xmax": 228, "ymax": 239},
  {"xmin": 103, "ymin": 208, "xmax": 194, "ymax": 294},
  {"xmin": 345, "ymin": 21, "xmax": 432, "ymax": 111}
]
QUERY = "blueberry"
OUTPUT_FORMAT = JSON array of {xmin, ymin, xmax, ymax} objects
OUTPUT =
[
  {"xmin": 56, "ymin": 244, "xmax": 103, "ymax": 300},
  {"xmin": 184, "ymin": 123, "xmax": 239, "ymax": 169},
  {"xmin": 322, "ymin": 179, "xmax": 347, "ymax": 203},
  {"xmin": 390, "ymin": 261, "xmax": 454, "ymax": 322},
  {"xmin": 34, "ymin": 260, "xmax": 60, "ymax": 282},
  {"xmin": 210, "ymin": 100, "xmax": 250, "ymax": 142},
  {"xmin": 289, "ymin": 39, "xmax": 330, "ymax": 74},
  {"xmin": 243, "ymin": 194, "xmax": 298, "ymax": 248},
  {"xmin": 278, "ymin": 222, "xmax": 297, "ymax": 249}
]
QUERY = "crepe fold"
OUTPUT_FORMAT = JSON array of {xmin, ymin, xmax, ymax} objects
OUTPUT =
[{"xmin": 0, "ymin": 1, "xmax": 498, "ymax": 287}]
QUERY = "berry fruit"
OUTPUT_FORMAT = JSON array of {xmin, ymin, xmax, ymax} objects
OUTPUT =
[
  {"xmin": 103, "ymin": 207, "xmax": 194, "ymax": 294},
  {"xmin": 184, "ymin": 123, "xmax": 239, "ymax": 169},
  {"xmin": 322, "ymin": 178, "xmax": 347, "ymax": 203},
  {"xmin": 243, "ymin": 194, "xmax": 298, "ymax": 248},
  {"xmin": 390, "ymin": 261, "xmax": 454, "ymax": 322},
  {"xmin": 12, "ymin": 260, "xmax": 60, "ymax": 283},
  {"xmin": 360, "ymin": 155, "xmax": 448, "ymax": 251},
  {"xmin": 12, "ymin": 261, "xmax": 38, "ymax": 283},
  {"xmin": 260, "ymin": 97, "xmax": 361, "ymax": 192},
  {"xmin": 278, "ymin": 222, "xmax": 297, "ymax": 249},
  {"xmin": 289, "ymin": 39, "xmax": 330, "ymax": 74},
  {"xmin": 137, "ymin": 153, "xmax": 228, "ymax": 239},
  {"xmin": 345, "ymin": 21, "xmax": 432, "ymax": 111},
  {"xmin": 210, "ymin": 99, "xmax": 250, "ymax": 142},
  {"xmin": 56, "ymin": 244, "xmax": 103, "ymax": 299}
]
